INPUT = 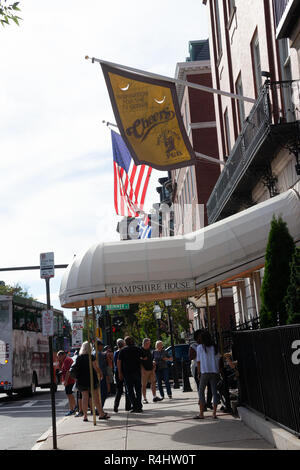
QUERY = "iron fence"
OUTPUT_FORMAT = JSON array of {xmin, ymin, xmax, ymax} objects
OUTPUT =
[{"xmin": 232, "ymin": 324, "xmax": 300, "ymax": 436}]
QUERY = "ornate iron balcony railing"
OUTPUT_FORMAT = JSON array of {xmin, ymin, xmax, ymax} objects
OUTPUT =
[{"xmin": 207, "ymin": 80, "xmax": 300, "ymax": 224}]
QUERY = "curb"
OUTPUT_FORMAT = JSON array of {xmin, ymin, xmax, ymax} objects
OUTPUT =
[
  {"xmin": 31, "ymin": 417, "xmax": 68, "ymax": 450},
  {"xmin": 238, "ymin": 406, "xmax": 300, "ymax": 450}
]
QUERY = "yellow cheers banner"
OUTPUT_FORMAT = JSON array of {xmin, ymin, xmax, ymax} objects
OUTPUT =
[{"xmin": 101, "ymin": 63, "xmax": 196, "ymax": 171}]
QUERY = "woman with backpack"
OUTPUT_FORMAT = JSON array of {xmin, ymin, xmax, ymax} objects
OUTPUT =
[
  {"xmin": 194, "ymin": 330, "xmax": 221, "ymax": 420},
  {"xmin": 71, "ymin": 341, "xmax": 110, "ymax": 422}
]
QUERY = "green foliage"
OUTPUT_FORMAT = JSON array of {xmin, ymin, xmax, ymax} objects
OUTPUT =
[
  {"xmin": 0, "ymin": 282, "xmax": 34, "ymax": 299},
  {"xmin": 125, "ymin": 300, "xmax": 191, "ymax": 347},
  {"xmin": 260, "ymin": 216, "xmax": 295, "ymax": 328},
  {"xmin": 286, "ymin": 247, "xmax": 300, "ymax": 325},
  {"xmin": 0, "ymin": 1, "xmax": 22, "ymax": 27},
  {"xmin": 98, "ymin": 301, "xmax": 191, "ymax": 347}
]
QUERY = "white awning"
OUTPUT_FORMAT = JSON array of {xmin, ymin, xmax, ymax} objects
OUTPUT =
[{"xmin": 59, "ymin": 189, "xmax": 300, "ymax": 308}]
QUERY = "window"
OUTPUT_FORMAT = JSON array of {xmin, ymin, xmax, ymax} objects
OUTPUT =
[
  {"xmin": 189, "ymin": 167, "xmax": 195, "ymax": 200},
  {"xmin": 184, "ymin": 177, "xmax": 189, "ymax": 205},
  {"xmin": 251, "ymin": 30, "xmax": 262, "ymax": 97},
  {"xmin": 214, "ymin": 0, "xmax": 222, "ymax": 59},
  {"xmin": 13, "ymin": 304, "xmax": 42, "ymax": 332},
  {"xmin": 278, "ymin": 38, "xmax": 294, "ymax": 122},
  {"xmin": 236, "ymin": 73, "xmax": 245, "ymax": 132},
  {"xmin": 191, "ymin": 166, "xmax": 197, "ymax": 200},
  {"xmin": 184, "ymin": 101, "xmax": 189, "ymax": 132},
  {"xmin": 228, "ymin": 0, "xmax": 235, "ymax": 18},
  {"xmin": 224, "ymin": 108, "xmax": 231, "ymax": 156}
]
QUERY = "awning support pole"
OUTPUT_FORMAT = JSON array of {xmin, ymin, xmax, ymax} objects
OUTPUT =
[
  {"xmin": 214, "ymin": 285, "xmax": 223, "ymax": 356},
  {"xmin": 85, "ymin": 301, "xmax": 97, "ymax": 426},
  {"xmin": 92, "ymin": 299, "xmax": 103, "ymax": 409},
  {"xmin": 205, "ymin": 288, "xmax": 212, "ymax": 334}
]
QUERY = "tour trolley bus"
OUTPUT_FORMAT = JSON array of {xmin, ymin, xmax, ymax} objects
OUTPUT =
[{"xmin": 0, "ymin": 294, "xmax": 64, "ymax": 396}]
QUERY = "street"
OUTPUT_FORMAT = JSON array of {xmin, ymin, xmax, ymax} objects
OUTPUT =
[{"xmin": 0, "ymin": 385, "xmax": 68, "ymax": 450}]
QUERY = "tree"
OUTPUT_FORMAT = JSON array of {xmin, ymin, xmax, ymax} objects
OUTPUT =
[
  {"xmin": 0, "ymin": 1, "xmax": 21, "ymax": 27},
  {"xmin": 0, "ymin": 281, "xmax": 34, "ymax": 299},
  {"xmin": 136, "ymin": 300, "xmax": 191, "ymax": 346},
  {"xmin": 285, "ymin": 247, "xmax": 300, "ymax": 325},
  {"xmin": 121, "ymin": 303, "xmax": 143, "ymax": 344},
  {"xmin": 260, "ymin": 216, "xmax": 295, "ymax": 328}
]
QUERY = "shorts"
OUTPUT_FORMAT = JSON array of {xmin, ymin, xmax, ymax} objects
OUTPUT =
[
  {"xmin": 106, "ymin": 367, "xmax": 113, "ymax": 383},
  {"xmin": 77, "ymin": 382, "xmax": 99, "ymax": 392},
  {"xmin": 141, "ymin": 368, "xmax": 156, "ymax": 387},
  {"xmin": 65, "ymin": 384, "xmax": 74, "ymax": 395}
]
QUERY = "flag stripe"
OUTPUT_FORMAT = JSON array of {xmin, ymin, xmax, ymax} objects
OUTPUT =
[
  {"xmin": 139, "ymin": 166, "xmax": 152, "ymax": 208},
  {"xmin": 112, "ymin": 130, "xmax": 152, "ymax": 218},
  {"xmin": 133, "ymin": 165, "xmax": 145, "ymax": 205}
]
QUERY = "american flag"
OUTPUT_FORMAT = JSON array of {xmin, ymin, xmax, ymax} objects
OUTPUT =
[{"xmin": 111, "ymin": 130, "xmax": 152, "ymax": 217}]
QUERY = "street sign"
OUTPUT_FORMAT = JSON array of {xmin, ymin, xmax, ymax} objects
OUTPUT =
[
  {"xmin": 72, "ymin": 327, "xmax": 83, "ymax": 348},
  {"xmin": 106, "ymin": 304, "xmax": 130, "ymax": 311},
  {"xmin": 42, "ymin": 309, "xmax": 54, "ymax": 337},
  {"xmin": 40, "ymin": 252, "xmax": 55, "ymax": 279},
  {"xmin": 71, "ymin": 310, "xmax": 84, "ymax": 348}
]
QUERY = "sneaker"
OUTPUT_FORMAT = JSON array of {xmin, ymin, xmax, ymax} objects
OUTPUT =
[
  {"xmin": 75, "ymin": 411, "xmax": 83, "ymax": 417},
  {"xmin": 65, "ymin": 409, "xmax": 76, "ymax": 416},
  {"xmin": 143, "ymin": 399, "xmax": 148, "ymax": 404},
  {"xmin": 168, "ymin": 395, "xmax": 172, "ymax": 399},
  {"xmin": 153, "ymin": 397, "xmax": 163, "ymax": 402}
]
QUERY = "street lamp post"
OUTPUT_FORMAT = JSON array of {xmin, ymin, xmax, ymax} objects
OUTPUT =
[
  {"xmin": 153, "ymin": 303, "xmax": 162, "ymax": 340},
  {"xmin": 164, "ymin": 299, "xmax": 180, "ymax": 389}
]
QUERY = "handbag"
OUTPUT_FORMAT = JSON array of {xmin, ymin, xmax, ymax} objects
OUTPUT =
[{"xmin": 69, "ymin": 358, "xmax": 79, "ymax": 379}]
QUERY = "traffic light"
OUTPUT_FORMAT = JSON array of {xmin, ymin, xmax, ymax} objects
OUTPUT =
[{"xmin": 111, "ymin": 316, "xmax": 124, "ymax": 334}]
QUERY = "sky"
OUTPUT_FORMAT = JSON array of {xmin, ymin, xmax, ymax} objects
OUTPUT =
[{"xmin": 0, "ymin": 0, "xmax": 209, "ymax": 322}]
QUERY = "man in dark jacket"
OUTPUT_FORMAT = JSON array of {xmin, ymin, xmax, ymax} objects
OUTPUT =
[
  {"xmin": 113, "ymin": 338, "xmax": 131, "ymax": 412},
  {"xmin": 117, "ymin": 336, "xmax": 143, "ymax": 413}
]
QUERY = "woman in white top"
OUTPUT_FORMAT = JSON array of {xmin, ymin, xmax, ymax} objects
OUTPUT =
[{"xmin": 194, "ymin": 330, "xmax": 221, "ymax": 419}]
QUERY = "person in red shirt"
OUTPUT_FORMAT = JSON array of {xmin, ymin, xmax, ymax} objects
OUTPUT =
[{"xmin": 57, "ymin": 351, "xmax": 76, "ymax": 416}]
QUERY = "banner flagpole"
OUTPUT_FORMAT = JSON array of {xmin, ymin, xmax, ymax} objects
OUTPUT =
[
  {"xmin": 86, "ymin": 56, "xmax": 255, "ymax": 104},
  {"xmin": 103, "ymin": 120, "xmax": 225, "ymax": 167}
]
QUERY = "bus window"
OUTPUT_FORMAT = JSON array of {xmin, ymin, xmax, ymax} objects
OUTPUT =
[{"xmin": 13, "ymin": 306, "xmax": 26, "ymax": 330}]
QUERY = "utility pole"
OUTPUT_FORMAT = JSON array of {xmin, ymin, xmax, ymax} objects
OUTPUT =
[
  {"xmin": 40, "ymin": 252, "xmax": 57, "ymax": 450},
  {"xmin": 45, "ymin": 277, "xmax": 57, "ymax": 449}
]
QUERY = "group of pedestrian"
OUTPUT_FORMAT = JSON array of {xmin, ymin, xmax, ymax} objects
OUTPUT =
[
  {"xmin": 57, "ymin": 336, "xmax": 174, "ymax": 421},
  {"xmin": 115, "ymin": 336, "xmax": 171, "ymax": 413}
]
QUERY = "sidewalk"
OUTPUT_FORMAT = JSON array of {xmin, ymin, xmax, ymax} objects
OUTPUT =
[{"xmin": 32, "ymin": 384, "xmax": 274, "ymax": 451}]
